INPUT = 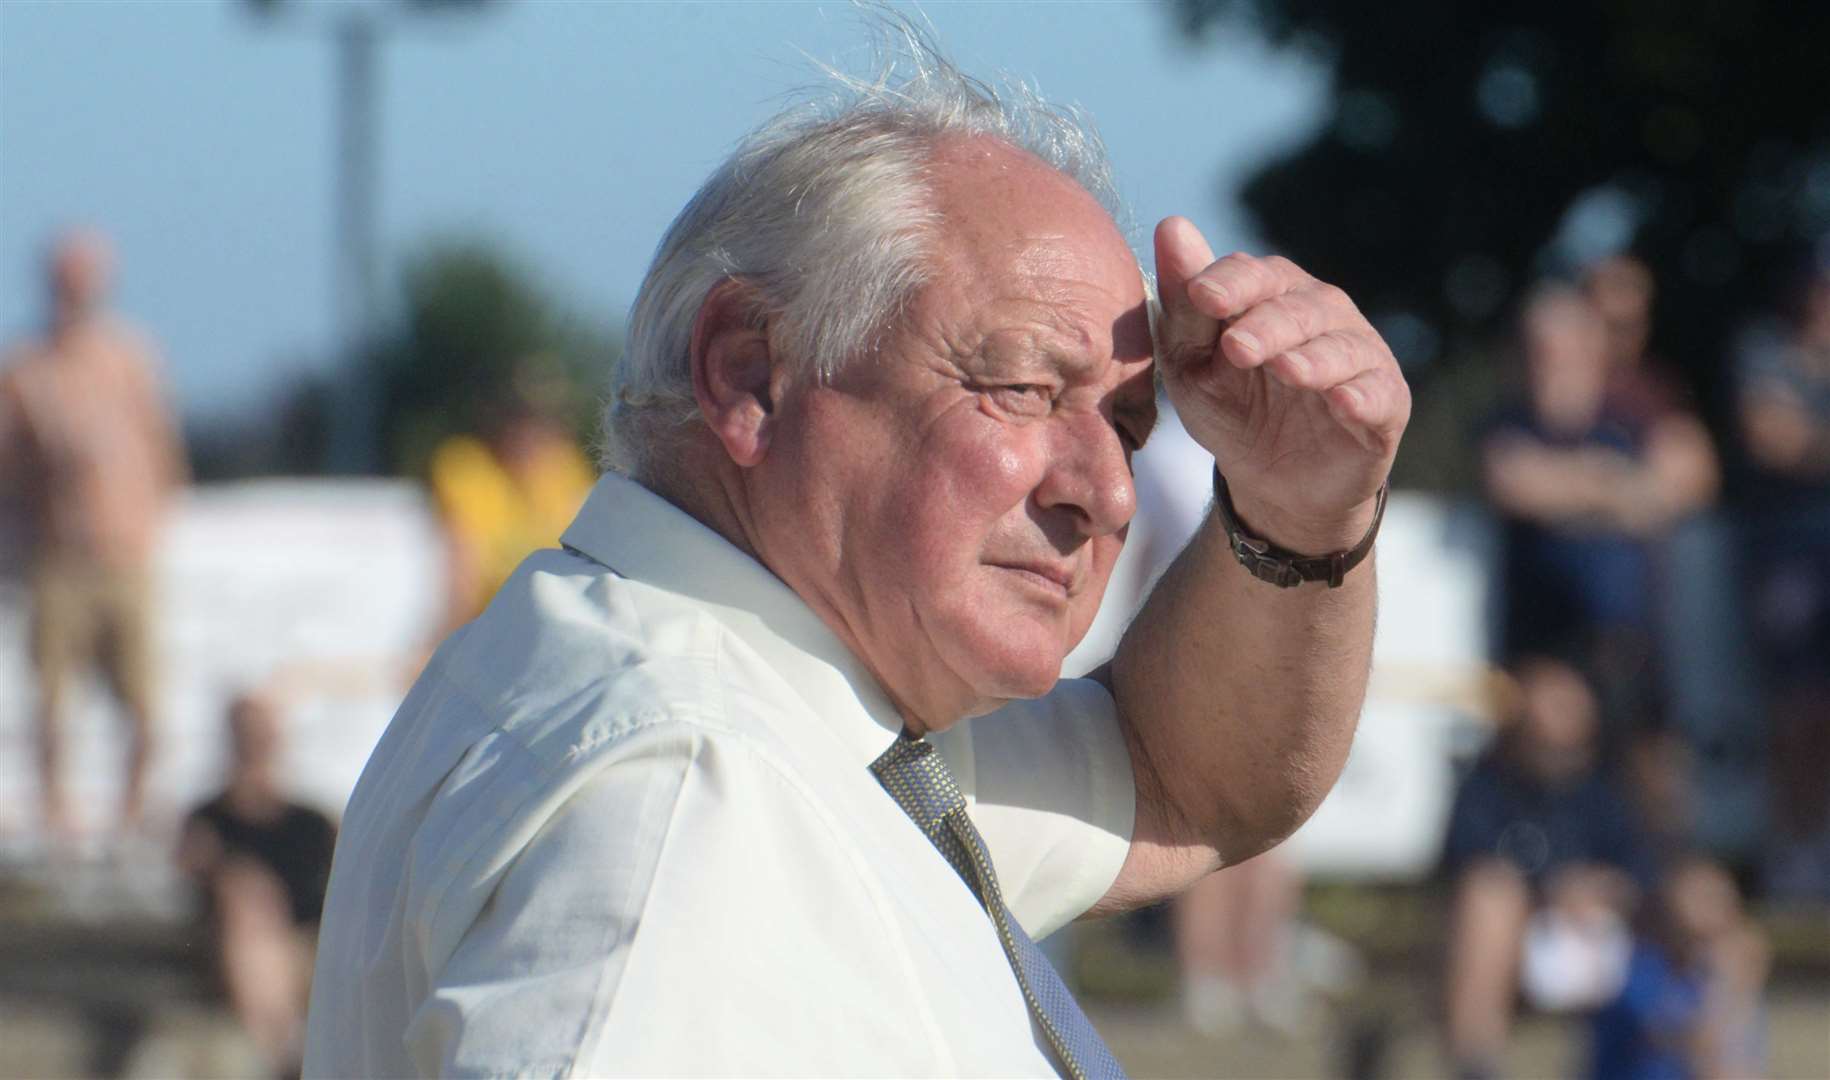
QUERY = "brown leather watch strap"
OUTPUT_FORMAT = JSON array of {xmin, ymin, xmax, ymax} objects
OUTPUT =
[{"xmin": 1212, "ymin": 467, "xmax": 1387, "ymax": 588}]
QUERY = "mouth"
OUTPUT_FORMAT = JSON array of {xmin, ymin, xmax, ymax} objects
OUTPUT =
[{"xmin": 992, "ymin": 561, "xmax": 1077, "ymax": 599}]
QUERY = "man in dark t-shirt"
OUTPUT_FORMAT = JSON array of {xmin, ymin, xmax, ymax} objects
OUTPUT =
[
  {"xmin": 187, "ymin": 788, "xmax": 336, "ymax": 929},
  {"xmin": 177, "ymin": 693, "xmax": 337, "ymax": 1076},
  {"xmin": 1440, "ymin": 655, "xmax": 1651, "ymax": 1080}
]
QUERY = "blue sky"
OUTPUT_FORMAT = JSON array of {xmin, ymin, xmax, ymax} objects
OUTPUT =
[{"xmin": 0, "ymin": 1, "xmax": 1326, "ymax": 420}]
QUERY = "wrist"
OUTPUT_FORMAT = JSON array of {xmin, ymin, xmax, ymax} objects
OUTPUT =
[
  {"xmin": 1212, "ymin": 468, "xmax": 1386, "ymax": 588},
  {"xmin": 1221, "ymin": 479, "xmax": 1383, "ymax": 555}
]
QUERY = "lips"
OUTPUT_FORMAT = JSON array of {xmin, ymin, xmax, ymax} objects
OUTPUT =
[{"xmin": 992, "ymin": 560, "xmax": 1078, "ymax": 597}]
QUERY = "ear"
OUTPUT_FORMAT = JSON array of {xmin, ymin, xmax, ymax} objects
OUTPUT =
[{"xmin": 689, "ymin": 278, "xmax": 780, "ymax": 468}]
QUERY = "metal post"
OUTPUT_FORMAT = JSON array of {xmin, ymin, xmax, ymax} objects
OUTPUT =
[
  {"xmin": 247, "ymin": 0, "xmax": 492, "ymax": 471},
  {"xmin": 331, "ymin": 15, "xmax": 380, "ymax": 473}
]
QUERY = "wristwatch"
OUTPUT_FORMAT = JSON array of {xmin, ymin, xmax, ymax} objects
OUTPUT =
[{"xmin": 1212, "ymin": 467, "xmax": 1387, "ymax": 588}]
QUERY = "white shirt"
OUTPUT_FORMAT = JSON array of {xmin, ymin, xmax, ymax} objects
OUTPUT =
[{"xmin": 303, "ymin": 472, "xmax": 1135, "ymax": 1077}]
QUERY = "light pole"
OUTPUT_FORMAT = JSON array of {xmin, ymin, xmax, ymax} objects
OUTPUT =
[
  {"xmin": 245, "ymin": 0, "xmax": 494, "ymax": 474},
  {"xmin": 332, "ymin": 11, "xmax": 380, "ymax": 473}
]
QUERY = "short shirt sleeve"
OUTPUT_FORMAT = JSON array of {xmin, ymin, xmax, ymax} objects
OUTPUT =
[{"xmin": 936, "ymin": 677, "xmax": 1135, "ymax": 939}]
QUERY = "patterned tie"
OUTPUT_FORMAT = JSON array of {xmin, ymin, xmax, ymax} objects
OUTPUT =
[{"xmin": 870, "ymin": 733, "xmax": 1127, "ymax": 1080}]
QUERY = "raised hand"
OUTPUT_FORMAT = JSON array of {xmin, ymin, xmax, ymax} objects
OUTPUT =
[{"xmin": 1153, "ymin": 216, "xmax": 1410, "ymax": 552}]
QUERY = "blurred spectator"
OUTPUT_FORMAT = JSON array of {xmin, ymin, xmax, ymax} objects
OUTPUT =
[
  {"xmin": 1441, "ymin": 655, "xmax": 1652, "ymax": 1080},
  {"xmin": 1582, "ymin": 255, "xmax": 1716, "ymax": 475},
  {"xmin": 1735, "ymin": 255, "xmax": 1830, "ymax": 899},
  {"xmin": 1174, "ymin": 853, "xmax": 1324, "ymax": 1037},
  {"xmin": 1589, "ymin": 856, "xmax": 1769, "ymax": 1080},
  {"xmin": 1585, "ymin": 254, "xmax": 1768, "ymax": 863},
  {"xmin": 425, "ymin": 358, "xmax": 595, "ymax": 637},
  {"xmin": 1738, "ymin": 260, "xmax": 1830, "ymax": 490},
  {"xmin": 175, "ymin": 693, "xmax": 337, "ymax": 1079},
  {"xmin": 1481, "ymin": 285, "xmax": 1715, "ymax": 741},
  {"xmin": 0, "ymin": 229, "xmax": 187, "ymax": 840}
]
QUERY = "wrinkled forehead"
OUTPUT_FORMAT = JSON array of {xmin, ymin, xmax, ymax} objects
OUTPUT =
[{"xmin": 924, "ymin": 138, "xmax": 1153, "ymax": 364}]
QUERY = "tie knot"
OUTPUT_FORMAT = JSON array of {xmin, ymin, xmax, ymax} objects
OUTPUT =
[{"xmin": 869, "ymin": 735, "xmax": 966, "ymax": 831}]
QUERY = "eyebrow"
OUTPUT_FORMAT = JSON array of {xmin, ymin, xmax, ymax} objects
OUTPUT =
[{"xmin": 976, "ymin": 327, "xmax": 1155, "ymax": 431}]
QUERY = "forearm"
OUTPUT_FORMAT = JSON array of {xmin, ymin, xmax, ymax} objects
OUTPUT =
[
  {"xmin": 1111, "ymin": 488, "xmax": 1375, "ymax": 870},
  {"xmin": 1098, "ymin": 229, "xmax": 1406, "ymax": 912},
  {"xmin": 1484, "ymin": 443, "xmax": 1615, "ymax": 523}
]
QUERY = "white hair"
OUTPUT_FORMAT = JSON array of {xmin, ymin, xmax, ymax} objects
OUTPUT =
[{"xmin": 600, "ymin": 13, "xmax": 1127, "ymax": 475}]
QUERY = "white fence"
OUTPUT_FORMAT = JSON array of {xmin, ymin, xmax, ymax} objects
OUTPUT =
[
  {"xmin": 0, "ymin": 480, "xmax": 443, "ymax": 851},
  {"xmin": 2, "ymin": 477, "xmax": 1497, "ymax": 880}
]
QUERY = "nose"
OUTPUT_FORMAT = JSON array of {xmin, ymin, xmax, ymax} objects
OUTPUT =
[{"xmin": 1034, "ymin": 411, "xmax": 1137, "ymax": 539}]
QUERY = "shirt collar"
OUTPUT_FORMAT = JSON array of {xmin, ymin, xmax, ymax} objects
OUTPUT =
[{"xmin": 560, "ymin": 472, "xmax": 906, "ymax": 766}]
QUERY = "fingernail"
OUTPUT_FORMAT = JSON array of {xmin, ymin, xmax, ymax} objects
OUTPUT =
[
  {"xmin": 1282, "ymin": 351, "xmax": 1309, "ymax": 379},
  {"xmin": 1229, "ymin": 330, "xmax": 1261, "ymax": 359},
  {"xmin": 1195, "ymin": 278, "xmax": 1230, "ymax": 305},
  {"xmin": 1337, "ymin": 384, "xmax": 1363, "ymax": 407}
]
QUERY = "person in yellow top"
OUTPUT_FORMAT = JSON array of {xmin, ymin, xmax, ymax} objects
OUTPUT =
[{"xmin": 428, "ymin": 395, "xmax": 596, "ymax": 634}]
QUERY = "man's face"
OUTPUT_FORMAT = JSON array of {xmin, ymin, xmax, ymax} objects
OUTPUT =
[
  {"xmin": 49, "ymin": 231, "xmax": 112, "ymax": 318},
  {"xmin": 753, "ymin": 139, "xmax": 1156, "ymax": 732},
  {"xmin": 1524, "ymin": 294, "xmax": 1609, "ymax": 435},
  {"xmin": 1513, "ymin": 657, "xmax": 1597, "ymax": 784}
]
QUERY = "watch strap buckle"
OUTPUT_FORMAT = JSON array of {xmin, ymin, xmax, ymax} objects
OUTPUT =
[{"xmin": 1213, "ymin": 467, "xmax": 1387, "ymax": 589}]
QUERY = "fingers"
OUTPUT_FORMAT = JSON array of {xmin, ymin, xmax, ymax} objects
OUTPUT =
[
  {"xmin": 1261, "ymin": 327, "xmax": 1379, "ymax": 391},
  {"xmin": 1154, "ymin": 224, "xmax": 1407, "ymax": 447},
  {"xmin": 1219, "ymin": 278, "xmax": 1358, "ymax": 367},
  {"xmin": 1323, "ymin": 364, "xmax": 1412, "ymax": 455},
  {"xmin": 1152, "ymin": 216, "xmax": 1220, "ymax": 367},
  {"xmin": 1196, "ymin": 256, "xmax": 1390, "ymax": 403},
  {"xmin": 1186, "ymin": 252, "xmax": 1314, "ymax": 321}
]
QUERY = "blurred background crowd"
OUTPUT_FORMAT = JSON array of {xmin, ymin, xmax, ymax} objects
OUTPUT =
[{"xmin": 1, "ymin": 1, "xmax": 1825, "ymax": 1077}]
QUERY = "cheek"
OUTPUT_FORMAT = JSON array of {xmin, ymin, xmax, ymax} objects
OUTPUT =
[
  {"xmin": 1088, "ymin": 531, "xmax": 1125, "ymax": 587},
  {"xmin": 905, "ymin": 419, "xmax": 1046, "ymax": 558},
  {"xmin": 1071, "ymin": 533, "xmax": 1126, "ymax": 625},
  {"xmin": 943, "ymin": 409, "xmax": 1039, "ymax": 491}
]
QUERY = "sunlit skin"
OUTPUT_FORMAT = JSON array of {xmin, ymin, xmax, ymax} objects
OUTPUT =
[
  {"xmin": 49, "ymin": 229, "xmax": 114, "ymax": 333},
  {"xmin": 1523, "ymin": 290, "xmax": 1610, "ymax": 437},
  {"xmin": 741, "ymin": 138, "xmax": 1156, "ymax": 733},
  {"xmin": 671, "ymin": 130, "xmax": 1410, "ymax": 904}
]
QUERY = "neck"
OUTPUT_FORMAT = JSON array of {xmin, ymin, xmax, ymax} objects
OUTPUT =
[
  {"xmin": 641, "ymin": 440, "xmax": 763, "ymax": 566},
  {"xmin": 52, "ymin": 306, "xmax": 92, "ymax": 341},
  {"xmin": 227, "ymin": 769, "xmax": 280, "ymax": 814},
  {"xmin": 642, "ymin": 442, "xmax": 964, "ymax": 738}
]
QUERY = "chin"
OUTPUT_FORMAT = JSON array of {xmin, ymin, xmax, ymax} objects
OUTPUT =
[{"xmin": 958, "ymin": 635, "xmax": 1066, "ymax": 703}]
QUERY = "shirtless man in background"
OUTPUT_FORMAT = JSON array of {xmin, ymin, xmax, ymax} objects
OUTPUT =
[{"xmin": 0, "ymin": 230, "xmax": 187, "ymax": 840}]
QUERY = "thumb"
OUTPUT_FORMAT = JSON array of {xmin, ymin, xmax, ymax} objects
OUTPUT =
[{"xmin": 1153, "ymin": 216, "xmax": 1219, "ymax": 372}]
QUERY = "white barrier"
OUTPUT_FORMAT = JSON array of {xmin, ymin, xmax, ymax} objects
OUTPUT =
[
  {"xmin": 3, "ymin": 474, "xmax": 1496, "ymax": 880},
  {"xmin": 0, "ymin": 480, "xmax": 443, "ymax": 846}
]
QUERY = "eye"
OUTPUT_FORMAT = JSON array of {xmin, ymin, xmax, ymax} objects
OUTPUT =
[{"xmin": 975, "ymin": 382, "xmax": 1053, "ymax": 415}]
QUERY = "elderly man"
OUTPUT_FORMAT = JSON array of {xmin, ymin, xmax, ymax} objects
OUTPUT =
[
  {"xmin": 0, "ymin": 230, "xmax": 186, "ymax": 839},
  {"xmin": 304, "ymin": 36, "xmax": 1407, "ymax": 1078}
]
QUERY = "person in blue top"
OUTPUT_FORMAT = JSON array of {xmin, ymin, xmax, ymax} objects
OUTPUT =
[
  {"xmin": 1441, "ymin": 653, "xmax": 1653, "ymax": 1079},
  {"xmin": 1590, "ymin": 857, "xmax": 1768, "ymax": 1080},
  {"xmin": 1480, "ymin": 286, "xmax": 1715, "ymax": 754}
]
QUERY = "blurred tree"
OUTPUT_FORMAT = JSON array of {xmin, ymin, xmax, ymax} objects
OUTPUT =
[
  {"xmin": 187, "ymin": 370, "xmax": 336, "ymax": 482},
  {"xmin": 1175, "ymin": 0, "xmax": 1830, "ymax": 490},
  {"xmin": 369, "ymin": 242, "xmax": 615, "ymax": 478},
  {"xmin": 183, "ymin": 244, "xmax": 611, "ymax": 483}
]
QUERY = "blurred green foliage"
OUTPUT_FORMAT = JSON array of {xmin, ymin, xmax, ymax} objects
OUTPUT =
[
  {"xmin": 370, "ymin": 241, "xmax": 615, "ymax": 479},
  {"xmin": 187, "ymin": 242, "xmax": 615, "ymax": 482},
  {"xmin": 1175, "ymin": 0, "xmax": 1830, "ymax": 491}
]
